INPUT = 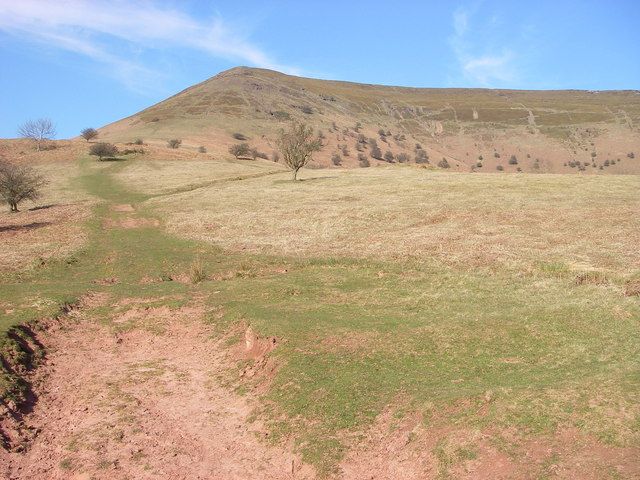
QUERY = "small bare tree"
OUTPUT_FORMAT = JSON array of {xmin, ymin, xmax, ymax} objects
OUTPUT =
[
  {"xmin": 276, "ymin": 122, "xmax": 321, "ymax": 180},
  {"xmin": 0, "ymin": 161, "xmax": 47, "ymax": 212},
  {"xmin": 80, "ymin": 127, "xmax": 99, "ymax": 142},
  {"xmin": 18, "ymin": 118, "xmax": 56, "ymax": 151}
]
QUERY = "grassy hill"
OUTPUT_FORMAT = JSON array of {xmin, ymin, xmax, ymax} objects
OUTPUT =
[{"xmin": 99, "ymin": 66, "xmax": 640, "ymax": 173}]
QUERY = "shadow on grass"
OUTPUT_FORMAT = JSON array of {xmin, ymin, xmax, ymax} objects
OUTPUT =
[
  {"xmin": 0, "ymin": 222, "xmax": 52, "ymax": 233},
  {"xmin": 273, "ymin": 176, "xmax": 338, "ymax": 185}
]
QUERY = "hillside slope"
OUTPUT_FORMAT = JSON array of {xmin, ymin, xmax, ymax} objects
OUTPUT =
[{"xmin": 99, "ymin": 67, "xmax": 640, "ymax": 173}]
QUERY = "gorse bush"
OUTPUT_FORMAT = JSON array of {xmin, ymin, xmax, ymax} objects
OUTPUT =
[
  {"xmin": 167, "ymin": 139, "xmax": 182, "ymax": 149},
  {"xmin": 437, "ymin": 158, "xmax": 450, "ymax": 169},
  {"xmin": 331, "ymin": 153, "xmax": 342, "ymax": 166},
  {"xmin": 509, "ymin": 155, "xmax": 518, "ymax": 165},
  {"xmin": 396, "ymin": 153, "xmax": 409, "ymax": 163},
  {"xmin": 233, "ymin": 133, "xmax": 248, "ymax": 141}
]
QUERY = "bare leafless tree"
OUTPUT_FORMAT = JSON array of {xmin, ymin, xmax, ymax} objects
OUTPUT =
[
  {"xmin": 80, "ymin": 127, "xmax": 99, "ymax": 142},
  {"xmin": 18, "ymin": 118, "xmax": 56, "ymax": 151},
  {"xmin": 276, "ymin": 122, "xmax": 321, "ymax": 180},
  {"xmin": 0, "ymin": 161, "xmax": 47, "ymax": 212}
]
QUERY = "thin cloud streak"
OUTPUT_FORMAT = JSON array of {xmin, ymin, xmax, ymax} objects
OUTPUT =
[
  {"xmin": 449, "ymin": 5, "xmax": 518, "ymax": 87},
  {"xmin": 0, "ymin": 0, "xmax": 300, "ymax": 92}
]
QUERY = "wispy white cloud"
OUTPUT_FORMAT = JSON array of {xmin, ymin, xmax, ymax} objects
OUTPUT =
[
  {"xmin": 449, "ymin": 5, "xmax": 518, "ymax": 87},
  {"xmin": 0, "ymin": 0, "xmax": 299, "ymax": 92}
]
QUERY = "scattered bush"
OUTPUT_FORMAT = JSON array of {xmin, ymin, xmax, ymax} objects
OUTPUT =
[
  {"xmin": 478, "ymin": 155, "xmax": 483, "ymax": 161},
  {"xmin": 378, "ymin": 129, "xmax": 386, "ymax": 137},
  {"xmin": 496, "ymin": 165, "xmax": 504, "ymax": 171},
  {"xmin": 167, "ymin": 139, "xmax": 182, "ymax": 149},
  {"xmin": 133, "ymin": 138, "xmax": 144, "ymax": 145},
  {"xmin": 591, "ymin": 151, "xmax": 597, "ymax": 158},
  {"xmin": 80, "ymin": 127, "xmax": 98, "ymax": 142},
  {"xmin": 627, "ymin": 152, "xmax": 635, "ymax": 159},
  {"xmin": 357, "ymin": 133, "xmax": 367, "ymax": 144},
  {"xmin": 229, "ymin": 143, "xmax": 251, "ymax": 158},
  {"xmin": 331, "ymin": 153, "xmax": 342, "ymax": 166},
  {"xmin": 301, "ymin": 106, "xmax": 313, "ymax": 114},
  {"xmin": 0, "ymin": 161, "xmax": 47, "ymax": 212},
  {"xmin": 415, "ymin": 150, "xmax": 429, "ymax": 164},
  {"xmin": 509, "ymin": 155, "xmax": 518, "ymax": 165},
  {"xmin": 341, "ymin": 145, "xmax": 350, "ymax": 156},
  {"xmin": 604, "ymin": 159, "xmax": 610, "ymax": 167},
  {"xmin": 233, "ymin": 132, "xmax": 248, "ymax": 141},
  {"xmin": 358, "ymin": 153, "xmax": 370, "ymax": 167},
  {"xmin": 494, "ymin": 152, "xmax": 500, "ymax": 158},
  {"xmin": 383, "ymin": 150, "xmax": 395, "ymax": 163},
  {"xmin": 198, "ymin": 146, "xmax": 207, "ymax": 153},
  {"xmin": 89, "ymin": 142, "xmax": 118, "ymax": 161},
  {"xmin": 121, "ymin": 148, "xmax": 144, "ymax": 155},
  {"xmin": 415, "ymin": 143, "xmax": 422, "ymax": 150},
  {"xmin": 476, "ymin": 162, "xmax": 483, "ymax": 168},
  {"xmin": 370, "ymin": 145, "xmax": 382, "ymax": 160},
  {"xmin": 437, "ymin": 158, "xmax": 450, "ymax": 169},
  {"xmin": 251, "ymin": 149, "xmax": 269, "ymax": 160},
  {"xmin": 396, "ymin": 153, "xmax": 409, "ymax": 163},
  {"xmin": 368, "ymin": 138, "xmax": 378, "ymax": 148},
  {"xmin": 270, "ymin": 111, "xmax": 291, "ymax": 121}
]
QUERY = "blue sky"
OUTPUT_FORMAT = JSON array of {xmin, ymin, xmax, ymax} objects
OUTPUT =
[{"xmin": 1, "ymin": 0, "xmax": 639, "ymax": 139}]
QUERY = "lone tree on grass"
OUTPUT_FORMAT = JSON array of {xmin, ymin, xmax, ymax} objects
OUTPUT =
[
  {"xmin": 18, "ymin": 118, "xmax": 56, "ymax": 151},
  {"xmin": 229, "ymin": 143, "xmax": 251, "ymax": 159},
  {"xmin": 276, "ymin": 122, "xmax": 321, "ymax": 180},
  {"xmin": 80, "ymin": 127, "xmax": 99, "ymax": 142},
  {"xmin": 0, "ymin": 161, "xmax": 47, "ymax": 212},
  {"xmin": 89, "ymin": 142, "xmax": 118, "ymax": 161}
]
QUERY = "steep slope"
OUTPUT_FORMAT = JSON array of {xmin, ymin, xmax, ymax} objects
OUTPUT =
[{"xmin": 99, "ymin": 67, "xmax": 640, "ymax": 173}]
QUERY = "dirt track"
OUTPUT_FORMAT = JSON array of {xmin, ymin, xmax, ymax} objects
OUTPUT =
[{"xmin": 1, "ymin": 295, "xmax": 311, "ymax": 480}]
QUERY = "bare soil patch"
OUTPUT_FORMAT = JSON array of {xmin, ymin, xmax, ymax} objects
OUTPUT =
[{"xmin": 0, "ymin": 298, "xmax": 311, "ymax": 479}]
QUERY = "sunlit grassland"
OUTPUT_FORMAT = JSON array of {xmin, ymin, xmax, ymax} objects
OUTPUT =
[{"xmin": 0, "ymin": 155, "xmax": 638, "ymax": 476}]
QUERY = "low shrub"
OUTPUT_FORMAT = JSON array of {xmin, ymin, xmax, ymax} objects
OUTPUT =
[
  {"xmin": 233, "ymin": 132, "xmax": 248, "ymax": 141},
  {"xmin": 509, "ymin": 155, "xmax": 518, "ymax": 165},
  {"xmin": 358, "ymin": 153, "xmax": 370, "ymax": 167},
  {"xmin": 331, "ymin": 153, "xmax": 342, "ymax": 166},
  {"xmin": 437, "ymin": 158, "xmax": 450, "ymax": 169},
  {"xmin": 496, "ymin": 165, "xmax": 504, "ymax": 171},
  {"xmin": 167, "ymin": 139, "xmax": 182, "ymax": 149},
  {"xmin": 198, "ymin": 146, "xmax": 207, "ymax": 153}
]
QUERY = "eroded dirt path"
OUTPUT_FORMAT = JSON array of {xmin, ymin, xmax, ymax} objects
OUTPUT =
[{"xmin": 1, "ymin": 295, "xmax": 310, "ymax": 479}]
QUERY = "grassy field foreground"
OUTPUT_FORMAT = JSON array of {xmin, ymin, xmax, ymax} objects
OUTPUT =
[{"xmin": 1, "ymin": 154, "xmax": 639, "ymax": 477}]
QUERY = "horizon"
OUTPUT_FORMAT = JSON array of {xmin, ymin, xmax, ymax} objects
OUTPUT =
[{"xmin": 1, "ymin": 0, "xmax": 639, "ymax": 138}]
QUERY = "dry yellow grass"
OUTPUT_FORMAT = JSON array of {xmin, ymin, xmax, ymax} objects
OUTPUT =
[
  {"xmin": 114, "ymin": 156, "xmax": 284, "ymax": 195},
  {"xmin": 147, "ymin": 165, "xmax": 640, "ymax": 278},
  {"xmin": 0, "ymin": 159, "xmax": 94, "ymax": 272}
]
